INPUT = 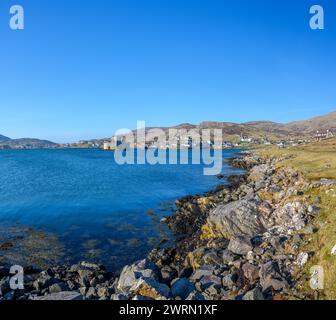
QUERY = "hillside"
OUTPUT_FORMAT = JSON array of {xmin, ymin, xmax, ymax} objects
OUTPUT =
[
  {"xmin": 0, "ymin": 138, "xmax": 57, "ymax": 149},
  {"xmin": 109, "ymin": 111, "xmax": 336, "ymax": 144},
  {"xmin": 187, "ymin": 111, "xmax": 336, "ymax": 141},
  {"xmin": 0, "ymin": 134, "xmax": 10, "ymax": 142},
  {"xmin": 286, "ymin": 111, "xmax": 336, "ymax": 134}
]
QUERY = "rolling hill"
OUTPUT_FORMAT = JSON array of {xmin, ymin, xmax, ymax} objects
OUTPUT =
[
  {"xmin": 285, "ymin": 111, "xmax": 336, "ymax": 134},
  {"xmin": 0, "ymin": 134, "xmax": 10, "ymax": 142},
  {"xmin": 0, "ymin": 137, "xmax": 57, "ymax": 149},
  {"xmin": 108, "ymin": 111, "xmax": 336, "ymax": 144}
]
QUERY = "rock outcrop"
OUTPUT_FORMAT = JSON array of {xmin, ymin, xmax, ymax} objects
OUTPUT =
[{"xmin": 207, "ymin": 199, "xmax": 266, "ymax": 238}]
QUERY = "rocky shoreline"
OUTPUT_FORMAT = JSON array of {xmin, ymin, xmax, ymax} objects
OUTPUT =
[{"xmin": 0, "ymin": 152, "xmax": 324, "ymax": 300}]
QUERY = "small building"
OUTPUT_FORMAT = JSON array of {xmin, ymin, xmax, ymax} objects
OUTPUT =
[{"xmin": 240, "ymin": 134, "xmax": 252, "ymax": 143}]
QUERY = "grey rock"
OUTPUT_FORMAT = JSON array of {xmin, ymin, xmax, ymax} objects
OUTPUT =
[
  {"xmin": 259, "ymin": 262, "xmax": 288, "ymax": 292},
  {"xmin": 228, "ymin": 236, "xmax": 253, "ymax": 256},
  {"xmin": 320, "ymin": 179, "xmax": 336, "ymax": 187},
  {"xmin": 116, "ymin": 259, "xmax": 159, "ymax": 293},
  {"xmin": 242, "ymin": 263, "xmax": 260, "ymax": 282},
  {"xmin": 273, "ymin": 202, "xmax": 308, "ymax": 232},
  {"xmin": 207, "ymin": 199, "xmax": 266, "ymax": 239},
  {"xmin": 242, "ymin": 288, "xmax": 264, "ymax": 300},
  {"xmin": 269, "ymin": 185, "xmax": 282, "ymax": 193},
  {"xmin": 222, "ymin": 249, "xmax": 238, "ymax": 264},
  {"xmin": 202, "ymin": 252, "xmax": 223, "ymax": 266},
  {"xmin": 222, "ymin": 274, "xmax": 237, "ymax": 289},
  {"xmin": 262, "ymin": 278, "xmax": 288, "ymax": 292},
  {"xmin": 248, "ymin": 164, "xmax": 274, "ymax": 182},
  {"xmin": 200, "ymin": 275, "xmax": 222, "ymax": 290},
  {"xmin": 297, "ymin": 252, "xmax": 309, "ymax": 267},
  {"xmin": 254, "ymin": 180, "xmax": 266, "ymax": 191},
  {"xmin": 190, "ymin": 266, "xmax": 214, "ymax": 281}
]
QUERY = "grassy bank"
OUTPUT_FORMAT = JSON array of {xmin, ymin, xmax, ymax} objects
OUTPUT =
[{"xmin": 255, "ymin": 138, "xmax": 336, "ymax": 299}]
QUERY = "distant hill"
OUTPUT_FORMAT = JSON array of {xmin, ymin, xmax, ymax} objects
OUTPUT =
[
  {"xmin": 285, "ymin": 111, "xmax": 336, "ymax": 134},
  {"xmin": 0, "ymin": 138, "xmax": 57, "ymax": 149},
  {"xmin": 192, "ymin": 111, "xmax": 336, "ymax": 141},
  {"xmin": 104, "ymin": 111, "xmax": 336, "ymax": 144},
  {"xmin": 0, "ymin": 134, "xmax": 10, "ymax": 142}
]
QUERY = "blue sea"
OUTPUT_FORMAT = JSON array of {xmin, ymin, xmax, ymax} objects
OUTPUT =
[{"xmin": 0, "ymin": 149, "xmax": 243, "ymax": 270}]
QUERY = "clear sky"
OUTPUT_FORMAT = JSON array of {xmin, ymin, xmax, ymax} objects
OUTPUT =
[{"xmin": 0, "ymin": 0, "xmax": 336, "ymax": 143}]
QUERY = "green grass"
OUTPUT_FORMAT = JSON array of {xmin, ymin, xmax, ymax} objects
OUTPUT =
[{"xmin": 256, "ymin": 138, "xmax": 336, "ymax": 180}]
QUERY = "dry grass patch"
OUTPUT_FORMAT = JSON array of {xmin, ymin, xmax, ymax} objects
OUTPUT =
[{"xmin": 255, "ymin": 138, "xmax": 336, "ymax": 180}]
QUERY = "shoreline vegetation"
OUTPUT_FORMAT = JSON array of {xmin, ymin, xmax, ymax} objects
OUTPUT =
[{"xmin": 1, "ymin": 138, "xmax": 336, "ymax": 300}]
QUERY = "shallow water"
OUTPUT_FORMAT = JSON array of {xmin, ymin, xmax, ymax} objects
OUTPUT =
[{"xmin": 0, "ymin": 148, "xmax": 243, "ymax": 270}]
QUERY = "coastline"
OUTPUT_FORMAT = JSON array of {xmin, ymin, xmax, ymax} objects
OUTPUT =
[{"xmin": 0, "ymin": 151, "xmax": 324, "ymax": 300}]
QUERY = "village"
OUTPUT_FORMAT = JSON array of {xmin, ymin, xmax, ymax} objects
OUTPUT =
[{"xmin": 100, "ymin": 129, "xmax": 334, "ymax": 151}]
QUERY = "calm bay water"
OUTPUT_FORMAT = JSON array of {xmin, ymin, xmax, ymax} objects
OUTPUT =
[{"xmin": 0, "ymin": 148, "xmax": 243, "ymax": 270}]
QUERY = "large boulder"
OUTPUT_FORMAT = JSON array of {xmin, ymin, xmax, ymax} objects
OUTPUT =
[{"xmin": 206, "ymin": 199, "xmax": 266, "ymax": 239}]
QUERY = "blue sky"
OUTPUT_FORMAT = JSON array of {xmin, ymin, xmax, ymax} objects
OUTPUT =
[{"xmin": 0, "ymin": 0, "xmax": 336, "ymax": 143}]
